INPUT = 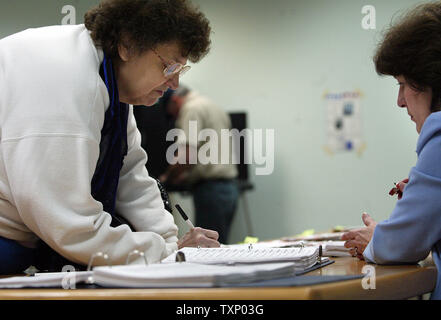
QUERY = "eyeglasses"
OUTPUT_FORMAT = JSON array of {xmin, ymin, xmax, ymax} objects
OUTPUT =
[{"xmin": 152, "ymin": 49, "xmax": 191, "ymax": 78}]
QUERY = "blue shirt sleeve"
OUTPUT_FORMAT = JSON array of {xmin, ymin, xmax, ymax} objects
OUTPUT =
[{"xmin": 364, "ymin": 113, "xmax": 441, "ymax": 264}]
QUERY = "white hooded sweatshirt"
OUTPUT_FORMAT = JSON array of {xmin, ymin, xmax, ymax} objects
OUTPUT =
[{"xmin": 0, "ymin": 24, "xmax": 178, "ymax": 266}]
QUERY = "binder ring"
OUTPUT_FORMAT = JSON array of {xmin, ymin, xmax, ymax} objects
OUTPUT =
[
  {"xmin": 175, "ymin": 251, "xmax": 186, "ymax": 262},
  {"xmin": 126, "ymin": 249, "xmax": 149, "ymax": 265},
  {"xmin": 317, "ymin": 245, "xmax": 323, "ymax": 264},
  {"xmin": 86, "ymin": 252, "xmax": 110, "ymax": 284}
]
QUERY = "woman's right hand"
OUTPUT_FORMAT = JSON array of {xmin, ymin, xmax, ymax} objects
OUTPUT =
[
  {"xmin": 177, "ymin": 227, "xmax": 220, "ymax": 249},
  {"xmin": 388, "ymin": 178, "xmax": 409, "ymax": 200},
  {"xmin": 341, "ymin": 212, "xmax": 377, "ymax": 260}
]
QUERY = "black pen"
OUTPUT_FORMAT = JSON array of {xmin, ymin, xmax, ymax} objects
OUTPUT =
[{"xmin": 175, "ymin": 204, "xmax": 195, "ymax": 229}]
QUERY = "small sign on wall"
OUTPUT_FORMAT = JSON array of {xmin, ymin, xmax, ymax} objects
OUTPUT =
[{"xmin": 323, "ymin": 90, "xmax": 366, "ymax": 156}]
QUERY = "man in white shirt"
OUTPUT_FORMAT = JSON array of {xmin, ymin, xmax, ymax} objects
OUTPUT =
[{"xmin": 160, "ymin": 86, "xmax": 239, "ymax": 244}]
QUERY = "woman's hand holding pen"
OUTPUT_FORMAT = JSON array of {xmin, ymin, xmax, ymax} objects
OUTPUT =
[
  {"xmin": 341, "ymin": 212, "xmax": 377, "ymax": 260},
  {"xmin": 389, "ymin": 178, "xmax": 409, "ymax": 200},
  {"xmin": 174, "ymin": 204, "xmax": 220, "ymax": 249},
  {"xmin": 178, "ymin": 227, "xmax": 220, "ymax": 249}
]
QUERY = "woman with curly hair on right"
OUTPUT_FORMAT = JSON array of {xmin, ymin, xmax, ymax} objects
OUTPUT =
[
  {"xmin": 0, "ymin": 0, "xmax": 219, "ymax": 274},
  {"xmin": 342, "ymin": 1, "xmax": 441, "ymax": 299}
]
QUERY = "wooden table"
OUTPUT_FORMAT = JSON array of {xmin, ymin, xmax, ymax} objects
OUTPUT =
[{"xmin": 0, "ymin": 257, "xmax": 436, "ymax": 300}]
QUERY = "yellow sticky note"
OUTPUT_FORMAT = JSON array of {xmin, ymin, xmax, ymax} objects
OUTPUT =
[
  {"xmin": 298, "ymin": 229, "xmax": 315, "ymax": 237},
  {"xmin": 333, "ymin": 226, "xmax": 346, "ymax": 232},
  {"xmin": 243, "ymin": 236, "xmax": 259, "ymax": 244}
]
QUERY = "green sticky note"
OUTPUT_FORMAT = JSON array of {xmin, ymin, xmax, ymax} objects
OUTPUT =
[
  {"xmin": 333, "ymin": 225, "xmax": 345, "ymax": 232},
  {"xmin": 244, "ymin": 236, "xmax": 259, "ymax": 244}
]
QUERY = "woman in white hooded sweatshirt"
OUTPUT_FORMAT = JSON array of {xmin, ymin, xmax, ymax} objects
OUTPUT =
[{"xmin": 0, "ymin": 0, "xmax": 219, "ymax": 273}]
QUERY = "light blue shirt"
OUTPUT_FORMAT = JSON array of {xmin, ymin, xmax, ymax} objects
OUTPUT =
[{"xmin": 364, "ymin": 111, "xmax": 441, "ymax": 300}]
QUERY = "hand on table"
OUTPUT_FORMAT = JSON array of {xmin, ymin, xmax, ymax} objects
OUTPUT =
[
  {"xmin": 341, "ymin": 212, "xmax": 377, "ymax": 260},
  {"xmin": 178, "ymin": 227, "xmax": 220, "ymax": 249}
]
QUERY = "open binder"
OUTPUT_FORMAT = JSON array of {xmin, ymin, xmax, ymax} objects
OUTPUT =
[
  {"xmin": 0, "ymin": 245, "xmax": 333, "ymax": 288},
  {"xmin": 162, "ymin": 246, "xmax": 325, "ymax": 270}
]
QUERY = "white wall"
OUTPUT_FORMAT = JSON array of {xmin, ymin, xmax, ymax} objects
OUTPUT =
[
  {"xmin": 0, "ymin": 0, "xmax": 428, "ymax": 243},
  {"xmin": 186, "ymin": 0, "xmax": 426, "ymax": 242}
]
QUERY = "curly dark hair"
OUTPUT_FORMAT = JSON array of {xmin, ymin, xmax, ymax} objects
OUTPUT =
[
  {"xmin": 374, "ymin": 2, "xmax": 441, "ymax": 111},
  {"xmin": 84, "ymin": 0, "xmax": 211, "ymax": 63}
]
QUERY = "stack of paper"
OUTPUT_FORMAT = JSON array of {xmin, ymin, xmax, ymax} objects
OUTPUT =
[
  {"xmin": 282, "ymin": 232, "xmax": 345, "ymax": 241},
  {"xmin": 223, "ymin": 240, "xmax": 351, "ymax": 258},
  {"xmin": 321, "ymin": 241, "xmax": 351, "ymax": 257},
  {"xmin": 221, "ymin": 239, "xmax": 306, "ymax": 249},
  {"xmin": 0, "ymin": 271, "xmax": 92, "ymax": 288},
  {"xmin": 92, "ymin": 262, "xmax": 297, "ymax": 288}
]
